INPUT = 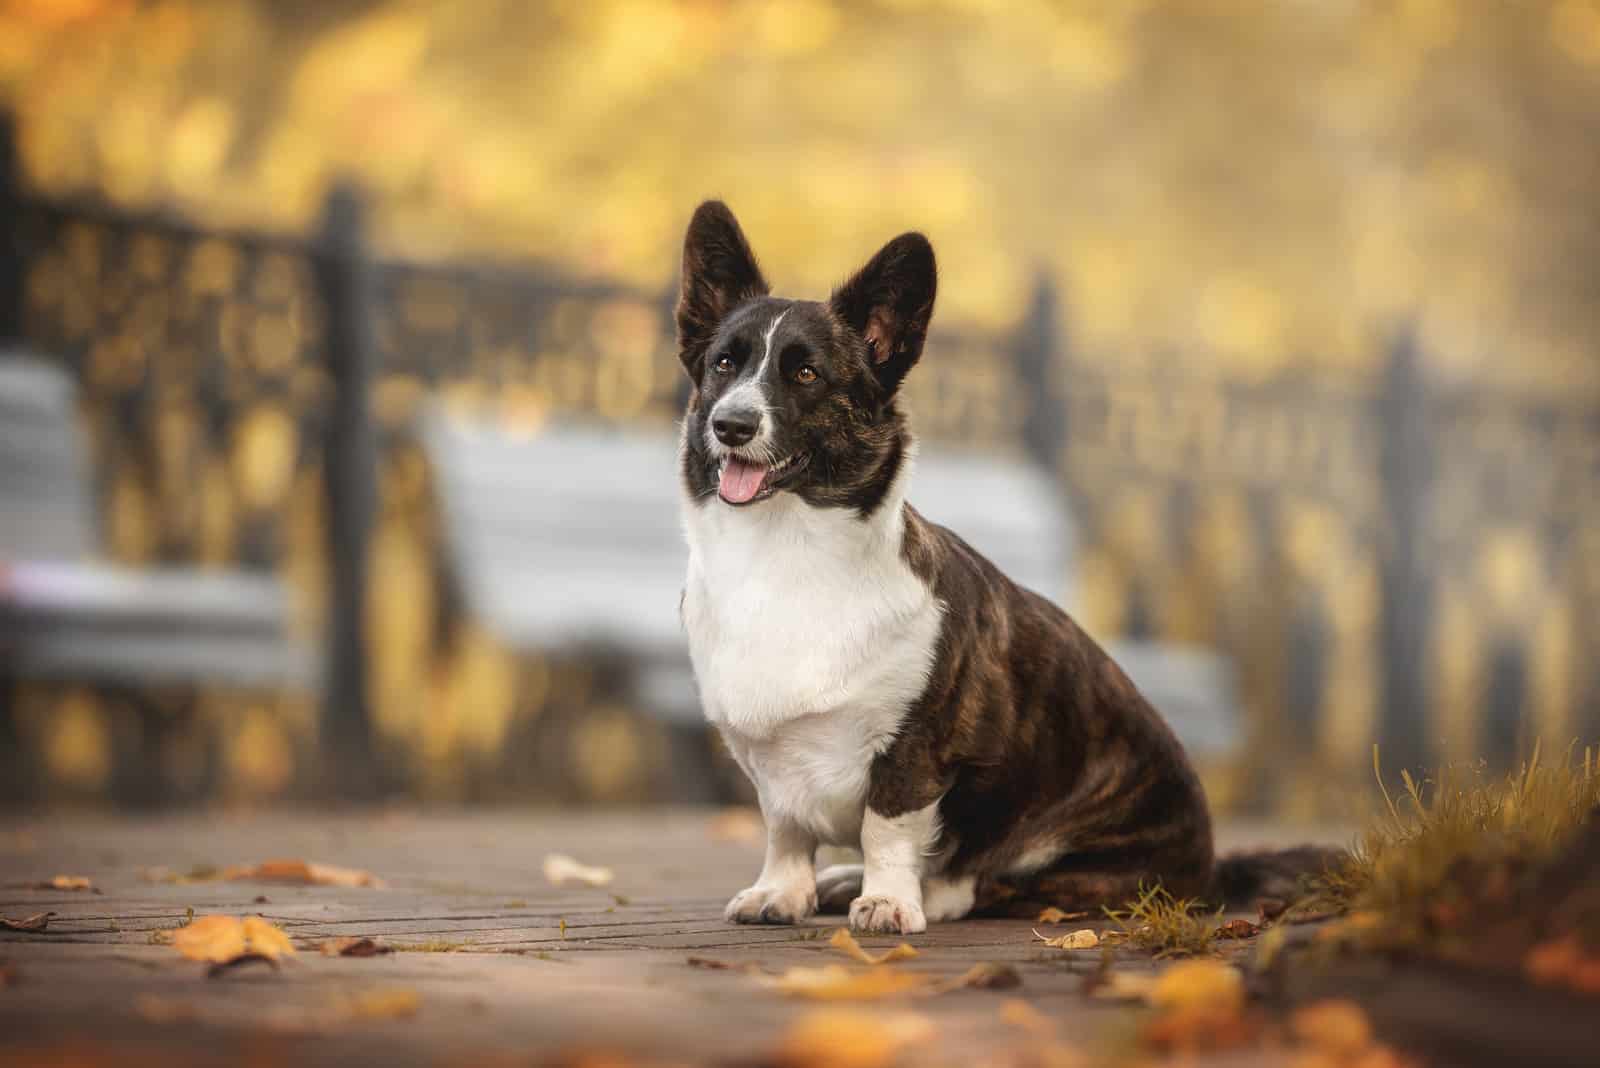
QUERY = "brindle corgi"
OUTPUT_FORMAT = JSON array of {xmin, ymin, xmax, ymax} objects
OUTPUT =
[{"xmin": 676, "ymin": 201, "xmax": 1332, "ymax": 934}]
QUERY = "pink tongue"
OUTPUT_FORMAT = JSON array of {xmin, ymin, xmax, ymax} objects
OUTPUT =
[{"xmin": 719, "ymin": 458, "xmax": 769, "ymax": 503}]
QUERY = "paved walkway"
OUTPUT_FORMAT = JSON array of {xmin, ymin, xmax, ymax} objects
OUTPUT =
[{"xmin": 0, "ymin": 810, "xmax": 1343, "ymax": 1066}]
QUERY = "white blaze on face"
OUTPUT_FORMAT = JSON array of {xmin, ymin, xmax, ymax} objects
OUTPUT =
[{"xmin": 707, "ymin": 307, "xmax": 790, "ymax": 459}]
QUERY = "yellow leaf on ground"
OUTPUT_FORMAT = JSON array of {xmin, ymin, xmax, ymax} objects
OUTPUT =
[
  {"xmin": 829, "ymin": 928, "xmax": 919, "ymax": 965},
  {"xmin": 1036, "ymin": 907, "xmax": 1088, "ymax": 924},
  {"xmin": 1033, "ymin": 927, "xmax": 1098, "ymax": 949},
  {"xmin": 224, "ymin": 859, "xmax": 384, "ymax": 888},
  {"xmin": 542, "ymin": 853, "xmax": 614, "ymax": 888},
  {"xmin": 242, "ymin": 916, "xmax": 296, "ymax": 960},
  {"xmin": 1289, "ymin": 999, "xmax": 1373, "ymax": 1056},
  {"xmin": 777, "ymin": 1008, "xmax": 934, "ymax": 1068},
  {"xmin": 1146, "ymin": 960, "xmax": 1245, "ymax": 1012},
  {"xmin": 762, "ymin": 965, "xmax": 931, "ymax": 1000},
  {"xmin": 171, "ymin": 915, "xmax": 296, "ymax": 964},
  {"xmin": 49, "ymin": 876, "xmax": 92, "ymax": 891},
  {"xmin": 172, "ymin": 916, "xmax": 246, "ymax": 963}
]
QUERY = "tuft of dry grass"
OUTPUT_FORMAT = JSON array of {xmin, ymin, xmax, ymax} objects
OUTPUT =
[
  {"xmin": 1105, "ymin": 883, "xmax": 1223, "ymax": 958},
  {"xmin": 392, "ymin": 939, "xmax": 467, "ymax": 953},
  {"xmin": 1312, "ymin": 740, "xmax": 1600, "ymax": 950}
]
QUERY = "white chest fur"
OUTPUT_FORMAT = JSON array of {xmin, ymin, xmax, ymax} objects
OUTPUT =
[{"xmin": 680, "ymin": 456, "xmax": 942, "ymax": 845}]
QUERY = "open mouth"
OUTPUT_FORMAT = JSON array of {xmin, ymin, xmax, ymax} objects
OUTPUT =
[{"xmin": 717, "ymin": 451, "xmax": 808, "ymax": 506}]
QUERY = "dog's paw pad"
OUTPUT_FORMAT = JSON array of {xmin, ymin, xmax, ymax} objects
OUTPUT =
[
  {"xmin": 724, "ymin": 885, "xmax": 816, "ymax": 925},
  {"xmin": 848, "ymin": 893, "xmax": 926, "ymax": 935}
]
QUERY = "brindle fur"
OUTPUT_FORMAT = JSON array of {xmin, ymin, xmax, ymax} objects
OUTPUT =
[{"xmin": 676, "ymin": 200, "xmax": 1328, "ymax": 915}]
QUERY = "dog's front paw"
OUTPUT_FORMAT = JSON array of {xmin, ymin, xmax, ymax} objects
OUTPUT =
[
  {"xmin": 724, "ymin": 884, "xmax": 816, "ymax": 925},
  {"xmin": 849, "ymin": 893, "xmax": 926, "ymax": 935}
]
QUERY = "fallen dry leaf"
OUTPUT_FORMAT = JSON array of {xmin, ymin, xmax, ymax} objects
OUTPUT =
[
  {"xmin": 937, "ymin": 962, "xmax": 1022, "ymax": 992},
  {"xmin": 1217, "ymin": 918, "xmax": 1261, "ymax": 940},
  {"xmin": 224, "ymin": 860, "xmax": 383, "ymax": 888},
  {"xmin": 0, "ymin": 912, "xmax": 54, "ymax": 933},
  {"xmin": 686, "ymin": 956, "xmax": 746, "ymax": 971},
  {"xmin": 1290, "ymin": 999, "xmax": 1373, "ymax": 1057},
  {"xmin": 999, "ymin": 998, "xmax": 1054, "ymax": 1036},
  {"xmin": 1524, "ymin": 935, "xmax": 1600, "ymax": 994},
  {"xmin": 1146, "ymin": 960, "xmax": 1245, "ymax": 1012},
  {"xmin": 762, "ymin": 965, "xmax": 931, "ymax": 1001},
  {"xmin": 320, "ymin": 936, "xmax": 391, "ymax": 958},
  {"xmin": 542, "ymin": 853, "xmax": 614, "ymax": 888},
  {"xmin": 829, "ymin": 928, "xmax": 919, "ymax": 965},
  {"xmin": 9, "ymin": 876, "xmax": 97, "ymax": 893},
  {"xmin": 1036, "ymin": 907, "xmax": 1089, "ymax": 924},
  {"xmin": 776, "ymin": 1008, "xmax": 934, "ymax": 1068},
  {"xmin": 707, "ymin": 807, "xmax": 764, "ymax": 845},
  {"xmin": 1140, "ymin": 1003, "xmax": 1262, "ymax": 1055},
  {"xmin": 1033, "ymin": 927, "xmax": 1098, "ymax": 950},
  {"xmin": 342, "ymin": 987, "xmax": 421, "ymax": 1019},
  {"xmin": 172, "ymin": 915, "xmax": 296, "ymax": 966},
  {"xmin": 0, "ymin": 961, "xmax": 17, "ymax": 987}
]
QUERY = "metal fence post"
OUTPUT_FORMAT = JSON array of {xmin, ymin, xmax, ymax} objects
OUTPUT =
[
  {"xmin": 315, "ymin": 184, "xmax": 380, "ymax": 799},
  {"xmin": 1377, "ymin": 325, "xmax": 1432, "ymax": 775},
  {"xmin": 1014, "ymin": 270, "xmax": 1065, "ymax": 476},
  {"xmin": 0, "ymin": 112, "xmax": 22, "ymax": 346},
  {"xmin": 0, "ymin": 111, "xmax": 22, "ymax": 803}
]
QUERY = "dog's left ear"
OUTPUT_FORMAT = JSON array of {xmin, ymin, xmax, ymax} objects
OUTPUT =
[{"xmin": 829, "ymin": 232, "xmax": 937, "ymax": 398}]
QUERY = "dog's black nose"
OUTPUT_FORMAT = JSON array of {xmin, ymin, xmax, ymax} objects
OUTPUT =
[{"xmin": 712, "ymin": 411, "xmax": 760, "ymax": 447}]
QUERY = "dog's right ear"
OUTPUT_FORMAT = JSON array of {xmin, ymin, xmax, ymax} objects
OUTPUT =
[{"xmin": 676, "ymin": 201, "xmax": 769, "ymax": 382}]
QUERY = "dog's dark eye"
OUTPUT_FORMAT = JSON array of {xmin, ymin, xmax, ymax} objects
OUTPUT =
[
  {"xmin": 713, "ymin": 355, "xmax": 736, "ymax": 375},
  {"xmin": 793, "ymin": 365, "xmax": 818, "ymax": 385}
]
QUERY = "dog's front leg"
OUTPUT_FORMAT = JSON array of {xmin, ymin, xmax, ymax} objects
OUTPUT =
[
  {"xmin": 724, "ymin": 818, "xmax": 817, "ymax": 925},
  {"xmin": 849, "ymin": 803, "xmax": 938, "ymax": 935}
]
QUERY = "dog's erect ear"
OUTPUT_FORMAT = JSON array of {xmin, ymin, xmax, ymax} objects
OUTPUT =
[
  {"xmin": 829, "ymin": 232, "xmax": 937, "ymax": 398},
  {"xmin": 676, "ymin": 201, "xmax": 769, "ymax": 381}
]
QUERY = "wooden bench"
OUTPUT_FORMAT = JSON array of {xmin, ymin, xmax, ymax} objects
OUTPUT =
[
  {"xmin": 421, "ymin": 408, "xmax": 1240, "ymax": 796},
  {"xmin": 0, "ymin": 354, "xmax": 317, "ymax": 802}
]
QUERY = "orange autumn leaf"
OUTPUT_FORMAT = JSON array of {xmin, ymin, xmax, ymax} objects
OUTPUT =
[
  {"xmin": 828, "ymin": 928, "xmax": 918, "ymax": 966},
  {"xmin": 776, "ymin": 1008, "xmax": 935, "ymax": 1068},
  {"xmin": 1147, "ymin": 960, "xmax": 1245, "ymax": 1012},
  {"xmin": 762, "ymin": 965, "xmax": 932, "ymax": 1001},
  {"xmin": 1289, "ymin": 999, "xmax": 1373, "ymax": 1057},
  {"xmin": 49, "ymin": 876, "xmax": 92, "ymax": 891},
  {"xmin": 1036, "ymin": 907, "xmax": 1088, "ymax": 924},
  {"xmin": 223, "ymin": 859, "xmax": 383, "ymax": 888},
  {"xmin": 171, "ymin": 915, "xmax": 296, "ymax": 964}
]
